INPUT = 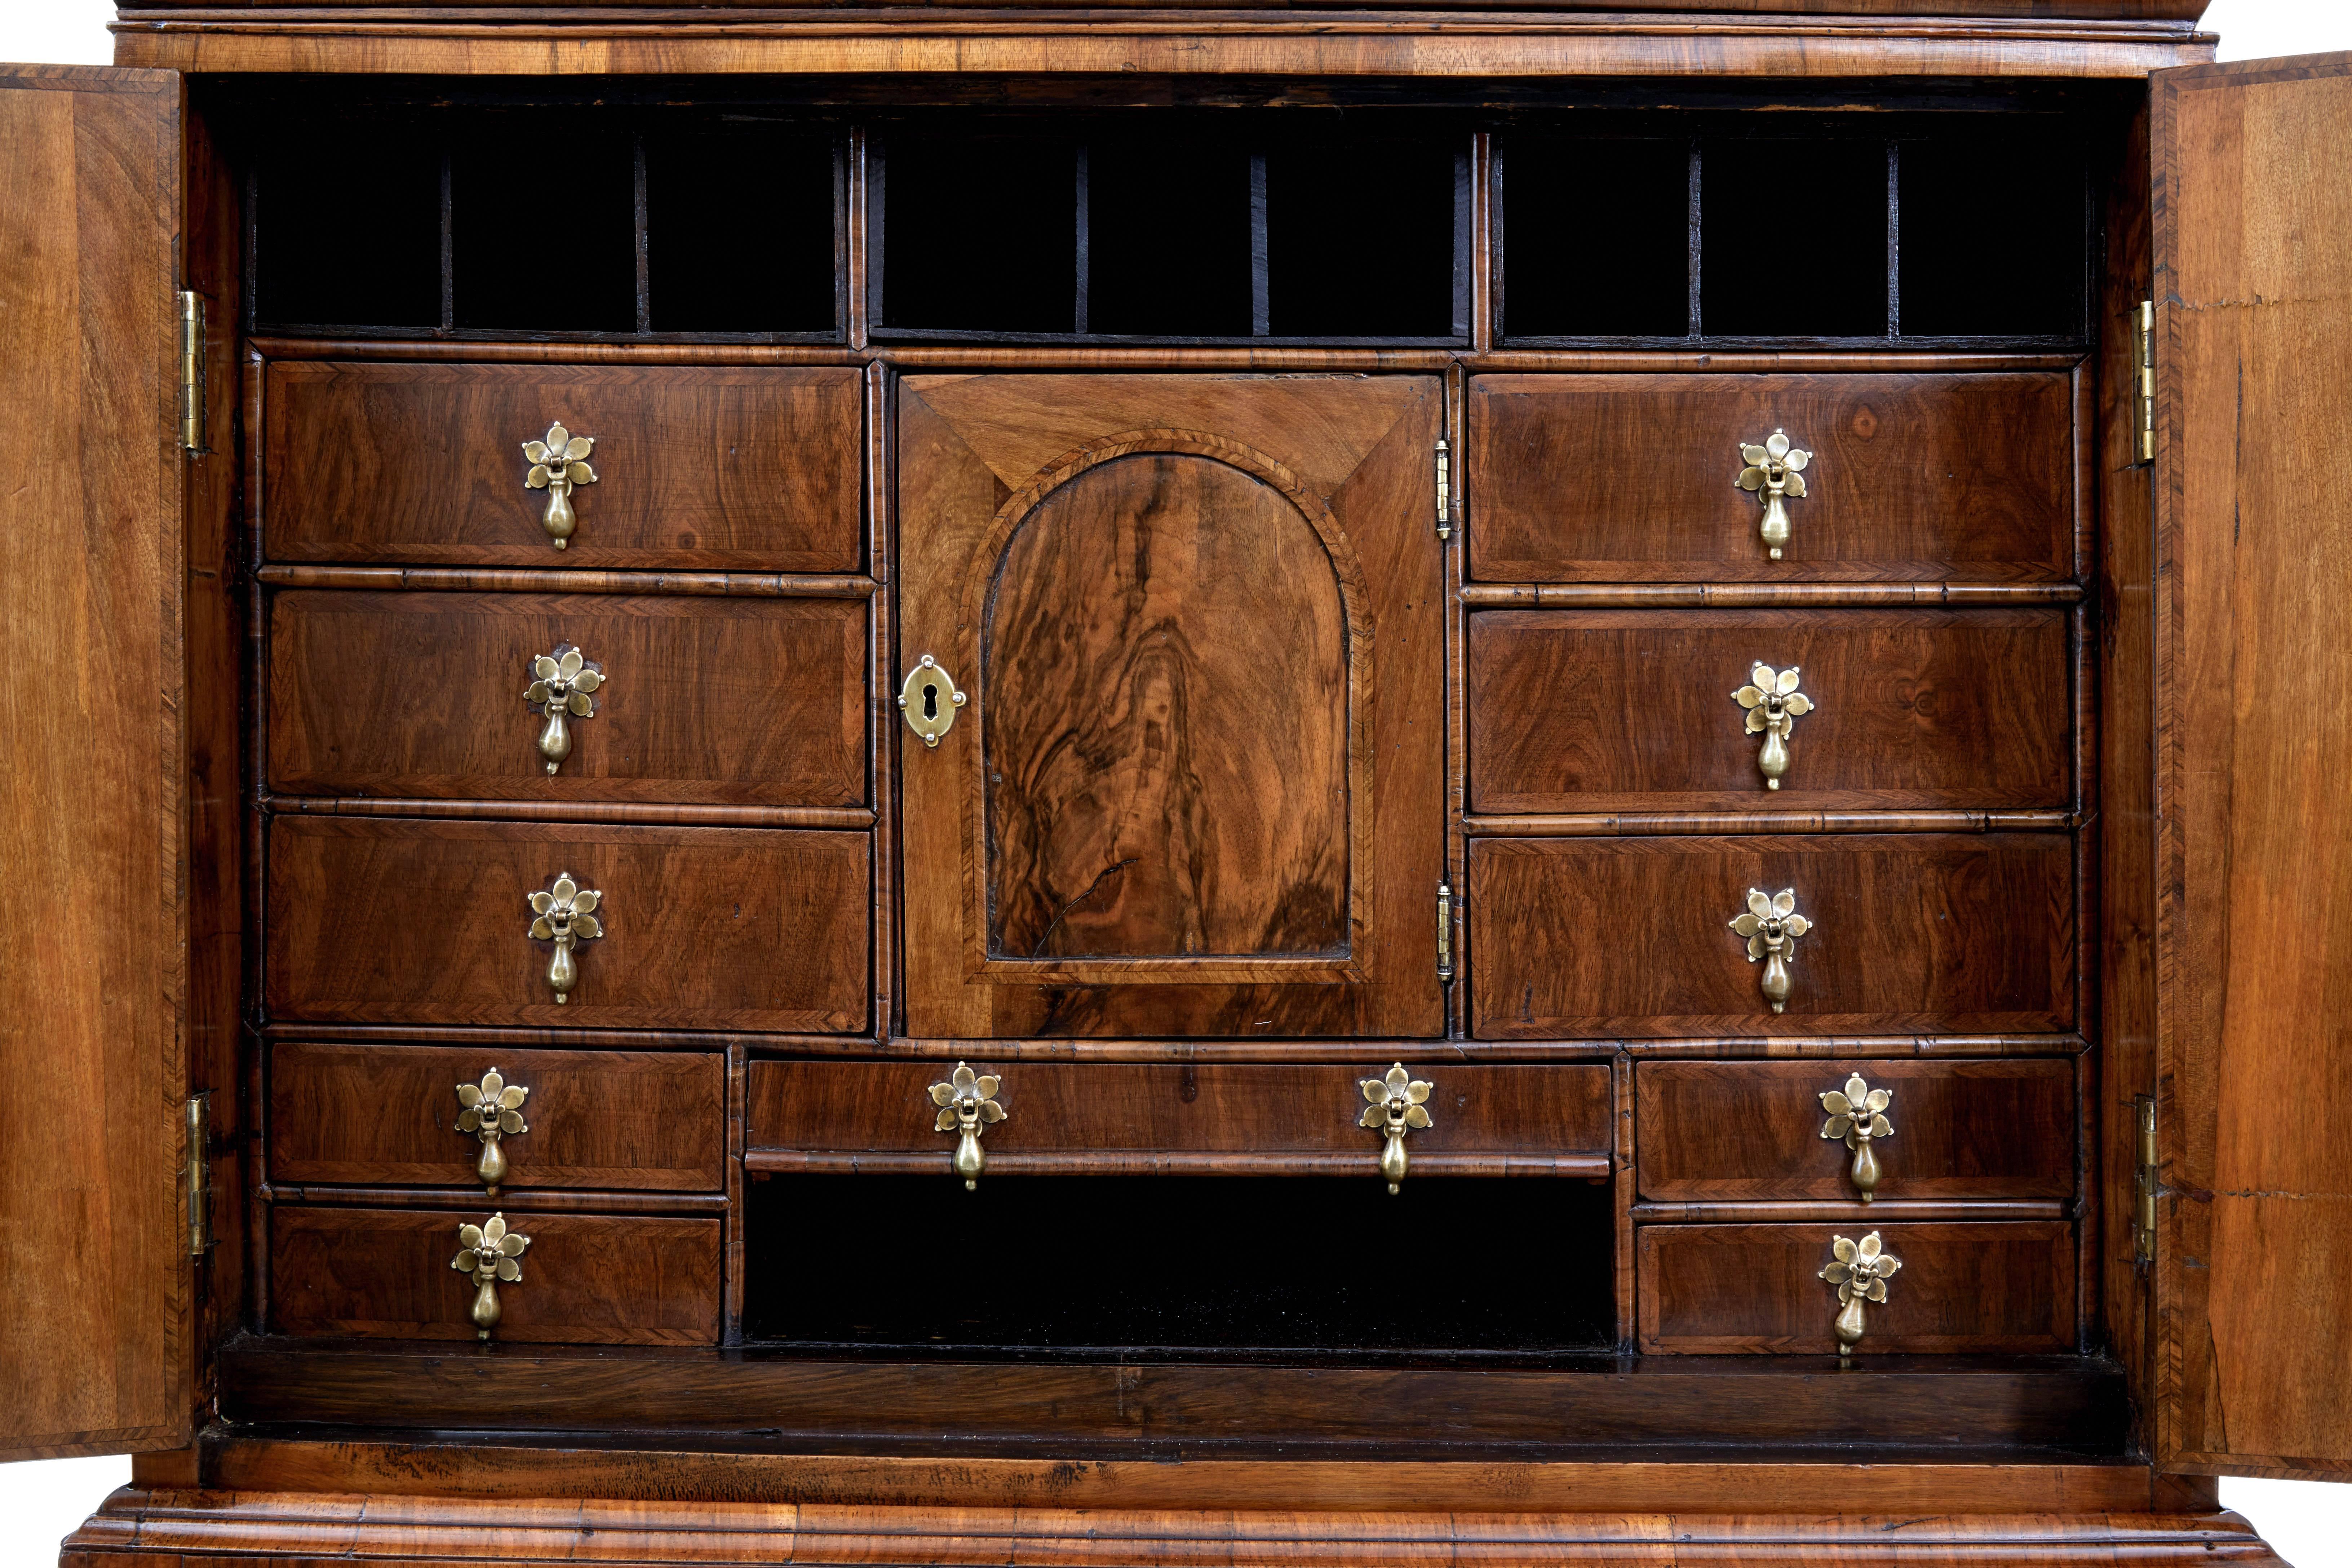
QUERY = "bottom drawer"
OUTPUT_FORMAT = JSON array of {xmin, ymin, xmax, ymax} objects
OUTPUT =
[
  {"xmin": 1637, "ymin": 1221, "xmax": 2073, "ymax": 1355},
  {"xmin": 270, "ymin": 1206, "xmax": 721, "ymax": 1345}
]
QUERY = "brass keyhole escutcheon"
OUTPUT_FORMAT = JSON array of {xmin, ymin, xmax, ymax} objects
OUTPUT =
[{"xmin": 898, "ymin": 655, "xmax": 967, "ymax": 748}]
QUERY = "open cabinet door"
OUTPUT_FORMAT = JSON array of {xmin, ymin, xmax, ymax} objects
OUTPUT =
[
  {"xmin": 0, "ymin": 65, "xmax": 196, "ymax": 1459},
  {"xmin": 2152, "ymin": 51, "xmax": 2352, "ymax": 1478}
]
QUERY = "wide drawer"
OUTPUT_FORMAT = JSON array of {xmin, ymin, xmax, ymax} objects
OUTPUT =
[
  {"xmin": 1467, "ymin": 834, "xmax": 2074, "ymax": 1038},
  {"xmin": 264, "ymin": 818, "xmax": 870, "ymax": 1031},
  {"xmin": 269, "ymin": 1042, "xmax": 725, "ymax": 1192},
  {"xmin": 1634, "ymin": 1058, "xmax": 2074, "ymax": 1202},
  {"xmin": 269, "ymin": 1206, "xmax": 720, "ymax": 1345},
  {"xmin": 1636, "ymin": 1221, "xmax": 2074, "ymax": 1354},
  {"xmin": 746, "ymin": 1060, "xmax": 1612, "ymax": 1175},
  {"xmin": 1467, "ymin": 608, "xmax": 2072, "ymax": 813},
  {"xmin": 262, "ymin": 362, "xmax": 863, "ymax": 570},
  {"xmin": 1466, "ymin": 373, "xmax": 2073, "ymax": 583},
  {"xmin": 266, "ymin": 590, "xmax": 867, "ymax": 806}
]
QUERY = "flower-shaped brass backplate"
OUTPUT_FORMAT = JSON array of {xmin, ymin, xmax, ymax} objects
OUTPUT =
[
  {"xmin": 456, "ymin": 1067, "xmax": 530, "ymax": 1194},
  {"xmin": 1820, "ymin": 1072, "xmax": 1894, "ymax": 1203},
  {"xmin": 523, "ymin": 423, "xmax": 597, "ymax": 549},
  {"xmin": 526, "ymin": 645, "xmax": 604, "ymax": 775},
  {"xmin": 1733, "ymin": 428, "xmax": 1812, "ymax": 559},
  {"xmin": 930, "ymin": 1062, "xmax": 1006, "ymax": 1189},
  {"xmin": 1359, "ymin": 1063, "xmax": 1434, "ymax": 1195},
  {"xmin": 1821, "ymin": 1230, "xmax": 1902, "ymax": 1361},
  {"xmin": 528, "ymin": 873, "xmax": 603, "ymax": 1004},
  {"xmin": 1732, "ymin": 663, "xmax": 1813, "ymax": 790},
  {"xmin": 451, "ymin": 1212, "xmax": 532, "ymax": 1340},
  {"xmin": 1729, "ymin": 888, "xmax": 1812, "ymax": 1015}
]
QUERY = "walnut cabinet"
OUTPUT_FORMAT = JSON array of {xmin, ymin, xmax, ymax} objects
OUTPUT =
[{"xmin": 2, "ymin": 14, "xmax": 2349, "ymax": 1567}]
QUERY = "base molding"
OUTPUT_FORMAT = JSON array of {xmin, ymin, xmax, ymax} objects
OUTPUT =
[{"xmin": 64, "ymin": 1490, "xmax": 2281, "ymax": 1567}]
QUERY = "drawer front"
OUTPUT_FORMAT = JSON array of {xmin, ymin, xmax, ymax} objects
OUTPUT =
[
  {"xmin": 1467, "ymin": 608, "xmax": 2071, "ymax": 814},
  {"xmin": 265, "ymin": 818, "xmax": 870, "ymax": 1031},
  {"xmin": 1635, "ymin": 1059, "xmax": 2074, "ymax": 1202},
  {"xmin": 270, "ymin": 1042, "xmax": 725, "ymax": 1192},
  {"xmin": 1468, "ymin": 834, "xmax": 2074, "ymax": 1038},
  {"xmin": 266, "ymin": 590, "xmax": 867, "ymax": 806},
  {"xmin": 1637, "ymin": 1221, "xmax": 2074, "ymax": 1354},
  {"xmin": 747, "ymin": 1061, "xmax": 1612, "ymax": 1174},
  {"xmin": 270, "ymin": 1206, "xmax": 720, "ymax": 1345},
  {"xmin": 262, "ymin": 362, "xmax": 863, "ymax": 570},
  {"xmin": 1466, "ymin": 373, "xmax": 2073, "ymax": 583}
]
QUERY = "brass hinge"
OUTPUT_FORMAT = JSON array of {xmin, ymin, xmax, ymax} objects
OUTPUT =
[
  {"xmin": 2132, "ymin": 1093, "xmax": 2158, "ymax": 1266},
  {"xmin": 178, "ymin": 289, "xmax": 207, "ymax": 454},
  {"xmin": 1435, "ymin": 881, "xmax": 1455, "ymax": 983},
  {"xmin": 2132, "ymin": 299, "xmax": 2155, "ymax": 465},
  {"xmin": 185, "ymin": 1091, "xmax": 213, "ymax": 1257},
  {"xmin": 1434, "ymin": 437, "xmax": 1453, "ymax": 541}
]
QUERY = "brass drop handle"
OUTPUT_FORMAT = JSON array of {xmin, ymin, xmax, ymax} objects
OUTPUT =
[
  {"xmin": 522, "ymin": 422, "xmax": 598, "ymax": 549},
  {"xmin": 1820, "ymin": 1229, "xmax": 1901, "ymax": 1363},
  {"xmin": 450, "ymin": 1212, "xmax": 531, "ymax": 1341},
  {"xmin": 525, "ymin": 644, "xmax": 604, "ymax": 775},
  {"xmin": 527, "ymin": 873, "xmax": 604, "ymax": 1004},
  {"xmin": 1358, "ymin": 1063, "xmax": 1434, "ymax": 1194},
  {"xmin": 898, "ymin": 655, "xmax": 967, "ymax": 748},
  {"xmin": 1729, "ymin": 887, "xmax": 1811, "ymax": 1014},
  {"xmin": 1732, "ymin": 663, "xmax": 1812, "ymax": 790},
  {"xmin": 1734, "ymin": 429, "xmax": 1811, "ymax": 559},
  {"xmin": 1819, "ymin": 1072, "xmax": 1893, "ymax": 1203},
  {"xmin": 929, "ymin": 1062, "xmax": 1005, "ymax": 1189},
  {"xmin": 456, "ymin": 1067, "xmax": 531, "ymax": 1195}
]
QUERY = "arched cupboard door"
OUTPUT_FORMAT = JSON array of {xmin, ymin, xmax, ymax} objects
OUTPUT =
[{"xmin": 896, "ymin": 374, "xmax": 1447, "ymax": 1039}]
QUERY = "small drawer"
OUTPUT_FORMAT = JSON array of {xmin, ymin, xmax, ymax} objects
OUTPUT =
[
  {"xmin": 1635, "ymin": 1059, "xmax": 2075, "ymax": 1203},
  {"xmin": 1637, "ymin": 1221, "xmax": 2074, "ymax": 1354},
  {"xmin": 1467, "ymin": 834, "xmax": 2074, "ymax": 1039},
  {"xmin": 262, "ymin": 362, "xmax": 863, "ymax": 570},
  {"xmin": 266, "ymin": 590, "xmax": 868, "ymax": 807},
  {"xmin": 264, "ymin": 818, "xmax": 870, "ymax": 1032},
  {"xmin": 746, "ymin": 1061, "xmax": 1613, "ymax": 1177},
  {"xmin": 1467, "ymin": 608, "xmax": 2071, "ymax": 814},
  {"xmin": 270, "ymin": 1205, "xmax": 720, "ymax": 1345},
  {"xmin": 1466, "ymin": 372, "xmax": 2073, "ymax": 583},
  {"xmin": 269, "ymin": 1042, "xmax": 724, "ymax": 1192}
]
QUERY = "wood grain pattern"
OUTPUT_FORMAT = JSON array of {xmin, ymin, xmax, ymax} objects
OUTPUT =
[
  {"xmin": 269, "ymin": 1205, "xmax": 720, "ymax": 1344},
  {"xmin": 1466, "ymin": 373, "xmax": 2074, "ymax": 583},
  {"xmin": 1638, "ymin": 1221, "xmax": 2076, "ymax": 1354},
  {"xmin": 0, "ymin": 64, "xmax": 193, "ymax": 1462},
  {"xmin": 1468, "ymin": 608, "xmax": 2072, "ymax": 812},
  {"xmin": 215, "ymin": 1337, "xmax": 2127, "ymax": 1449},
  {"xmin": 266, "ymin": 590, "xmax": 867, "ymax": 806},
  {"xmin": 1634, "ymin": 1058, "xmax": 2074, "ymax": 1202},
  {"xmin": 898, "ymin": 373, "xmax": 1443, "ymax": 1036},
  {"xmin": 2153, "ymin": 52, "xmax": 2352, "ymax": 1480},
  {"xmin": 261, "ymin": 361, "xmax": 863, "ymax": 570},
  {"xmin": 264, "ymin": 817, "xmax": 870, "ymax": 1031},
  {"xmin": 745, "ymin": 1060, "xmax": 1609, "ymax": 1170},
  {"xmin": 985, "ymin": 452, "xmax": 1351, "ymax": 963},
  {"xmin": 1468, "ymin": 834, "xmax": 2076, "ymax": 1039},
  {"xmin": 269, "ymin": 1042, "xmax": 724, "ymax": 1191}
]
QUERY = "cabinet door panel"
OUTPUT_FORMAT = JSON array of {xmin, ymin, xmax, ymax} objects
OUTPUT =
[
  {"xmin": 1635, "ymin": 1059, "xmax": 2075, "ymax": 1202},
  {"xmin": 265, "ymin": 818, "xmax": 869, "ymax": 1032},
  {"xmin": 1467, "ymin": 373, "xmax": 2073, "ymax": 583},
  {"xmin": 2152, "ymin": 52, "xmax": 2352, "ymax": 1478},
  {"xmin": 267, "ymin": 590, "xmax": 867, "ymax": 807},
  {"xmin": 1638, "ymin": 1221, "xmax": 2075, "ymax": 1354},
  {"xmin": 270, "ymin": 1043, "xmax": 724, "ymax": 1192},
  {"xmin": 1469, "ymin": 834, "xmax": 2075, "ymax": 1038},
  {"xmin": 747, "ymin": 1060, "xmax": 1611, "ymax": 1175},
  {"xmin": 262, "ymin": 362, "xmax": 863, "ymax": 570},
  {"xmin": 1469, "ymin": 608, "xmax": 2072, "ymax": 814},
  {"xmin": 898, "ymin": 374, "xmax": 1445, "ymax": 1038},
  {"xmin": 270, "ymin": 1206, "xmax": 719, "ymax": 1345}
]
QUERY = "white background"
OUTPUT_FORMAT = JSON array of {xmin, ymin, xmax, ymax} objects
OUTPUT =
[{"xmin": 0, "ymin": 0, "xmax": 2346, "ymax": 1558}]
